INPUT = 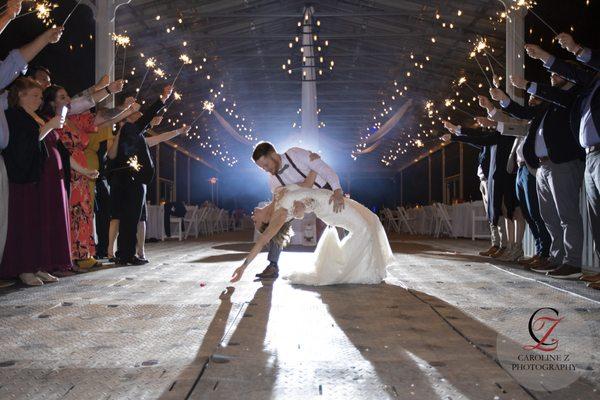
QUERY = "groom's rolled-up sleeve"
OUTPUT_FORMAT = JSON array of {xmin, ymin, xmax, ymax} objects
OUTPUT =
[{"xmin": 290, "ymin": 147, "xmax": 342, "ymax": 191}]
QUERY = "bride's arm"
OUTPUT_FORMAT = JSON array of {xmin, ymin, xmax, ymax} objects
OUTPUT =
[
  {"xmin": 299, "ymin": 170, "xmax": 317, "ymax": 188},
  {"xmin": 230, "ymin": 208, "xmax": 288, "ymax": 282}
]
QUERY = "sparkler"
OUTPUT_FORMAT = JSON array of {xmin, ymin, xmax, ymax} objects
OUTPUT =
[
  {"xmin": 14, "ymin": 1, "xmax": 58, "ymax": 26},
  {"xmin": 445, "ymin": 98, "xmax": 477, "ymax": 119},
  {"xmin": 62, "ymin": 0, "xmax": 83, "ymax": 26},
  {"xmin": 189, "ymin": 100, "xmax": 215, "ymax": 127},
  {"xmin": 511, "ymin": 0, "xmax": 558, "ymax": 36},
  {"xmin": 111, "ymin": 33, "xmax": 131, "ymax": 80},
  {"xmin": 108, "ymin": 155, "xmax": 142, "ymax": 173},
  {"xmin": 469, "ymin": 38, "xmax": 493, "ymax": 88},
  {"xmin": 135, "ymin": 57, "xmax": 156, "ymax": 100},
  {"xmin": 171, "ymin": 54, "xmax": 192, "ymax": 86},
  {"xmin": 457, "ymin": 76, "xmax": 479, "ymax": 96},
  {"xmin": 153, "ymin": 68, "xmax": 165, "ymax": 79}
]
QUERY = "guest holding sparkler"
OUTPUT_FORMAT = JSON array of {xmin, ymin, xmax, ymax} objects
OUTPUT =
[
  {"xmin": 491, "ymin": 69, "xmax": 586, "ymax": 280},
  {"xmin": 441, "ymin": 120, "xmax": 520, "ymax": 260},
  {"xmin": 107, "ymin": 85, "xmax": 173, "ymax": 266},
  {"xmin": 518, "ymin": 43, "xmax": 599, "ymax": 283},
  {"xmin": 556, "ymin": 33, "xmax": 599, "ymax": 72},
  {"xmin": 40, "ymin": 82, "xmax": 134, "ymax": 271},
  {"xmin": 0, "ymin": 25, "xmax": 63, "ymax": 286},
  {"xmin": 1, "ymin": 78, "xmax": 67, "ymax": 286}
]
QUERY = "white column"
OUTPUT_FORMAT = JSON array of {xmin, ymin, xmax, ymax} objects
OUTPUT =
[
  {"xmin": 301, "ymin": 6, "xmax": 319, "ymax": 150},
  {"xmin": 505, "ymin": 5, "xmax": 526, "ymax": 105},
  {"xmin": 92, "ymin": 0, "xmax": 131, "ymax": 105}
]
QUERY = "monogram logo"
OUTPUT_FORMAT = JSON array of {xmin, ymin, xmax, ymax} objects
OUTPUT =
[{"xmin": 523, "ymin": 307, "xmax": 564, "ymax": 352}]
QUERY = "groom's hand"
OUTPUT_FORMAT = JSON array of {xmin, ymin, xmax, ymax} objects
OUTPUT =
[{"xmin": 329, "ymin": 189, "xmax": 345, "ymax": 213}]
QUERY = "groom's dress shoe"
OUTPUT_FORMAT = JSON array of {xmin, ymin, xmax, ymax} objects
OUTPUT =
[{"xmin": 256, "ymin": 265, "xmax": 279, "ymax": 280}]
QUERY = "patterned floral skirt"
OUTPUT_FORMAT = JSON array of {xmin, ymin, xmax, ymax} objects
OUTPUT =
[{"xmin": 69, "ymin": 172, "xmax": 95, "ymax": 260}]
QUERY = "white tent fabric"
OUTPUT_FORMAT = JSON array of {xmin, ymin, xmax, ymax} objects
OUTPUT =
[
  {"xmin": 212, "ymin": 109, "xmax": 253, "ymax": 146},
  {"xmin": 364, "ymin": 99, "xmax": 413, "ymax": 145},
  {"xmin": 301, "ymin": 6, "xmax": 319, "ymax": 150}
]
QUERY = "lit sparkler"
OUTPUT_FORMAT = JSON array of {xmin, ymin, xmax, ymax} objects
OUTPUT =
[
  {"xmin": 171, "ymin": 54, "xmax": 192, "ymax": 86},
  {"xmin": 127, "ymin": 156, "xmax": 141, "ymax": 172},
  {"xmin": 62, "ymin": 0, "xmax": 83, "ymax": 26},
  {"xmin": 135, "ymin": 57, "xmax": 156, "ymax": 100},
  {"xmin": 15, "ymin": 1, "xmax": 58, "ymax": 26}
]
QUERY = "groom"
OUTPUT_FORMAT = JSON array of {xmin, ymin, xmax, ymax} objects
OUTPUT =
[{"xmin": 251, "ymin": 141, "xmax": 345, "ymax": 279}]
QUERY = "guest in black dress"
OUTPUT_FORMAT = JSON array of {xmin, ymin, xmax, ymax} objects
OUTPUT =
[{"xmin": 106, "ymin": 85, "xmax": 172, "ymax": 265}]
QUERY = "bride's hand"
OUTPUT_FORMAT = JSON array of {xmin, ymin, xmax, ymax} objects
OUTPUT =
[{"xmin": 230, "ymin": 265, "xmax": 247, "ymax": 283}]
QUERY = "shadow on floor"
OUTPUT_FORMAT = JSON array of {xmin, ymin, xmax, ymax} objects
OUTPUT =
[{"xmin": 159, "ymin": 282, "xmax": 275, "ymax": 399}]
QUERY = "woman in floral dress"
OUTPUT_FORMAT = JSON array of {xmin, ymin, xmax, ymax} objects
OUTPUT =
[{"xmin": 42, "ymin": 85, "xmax": 100, "ymax": 270}]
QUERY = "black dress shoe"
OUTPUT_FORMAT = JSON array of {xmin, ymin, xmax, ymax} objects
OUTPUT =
[
  {"xmin": 116, "ymin": 257, "xmax": 146, "ymax": 266},
  {"xmin": 255, "ymin": 264, "xmax": 279, "ymax": 279},
  {"xmin": 136, "ymin": 257, "xmax": 150, "ymax": 264}
]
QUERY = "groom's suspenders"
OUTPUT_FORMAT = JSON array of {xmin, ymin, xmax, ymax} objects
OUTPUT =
[{"xmin": 281, "ymin": 152, "xmax": 324, "ymax": 189}]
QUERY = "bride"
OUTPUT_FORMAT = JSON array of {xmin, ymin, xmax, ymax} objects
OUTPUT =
[{"xmin": 230, "ymin": 171, "xmax": 395, "ymax": 285}]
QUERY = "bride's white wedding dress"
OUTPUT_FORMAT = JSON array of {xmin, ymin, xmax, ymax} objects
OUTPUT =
[{"xmin": 273, "ymin": 184, "xmax": 395, "ymax": 285}]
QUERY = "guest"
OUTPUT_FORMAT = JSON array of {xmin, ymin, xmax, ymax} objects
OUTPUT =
[
  {"xmin": 0, "ymin": 25, "xmax": 63, "ymax": 287},
  {"xmin": 107, "ymin": 85, "xmax": 173, "ymax": 265},
  {"xmin": 442, "ymin": 122, "xmax": 521, "ymax": 260},
  {"xmin": 40, "ymin": 83, "xmax": 134, "ymax": 270},
  {"xmin": 522, "ymin": 44, "xmax": 599, "ymax": 283},
  {"xmin": 1, "ymin": 78, "xmax": 66, "ymax": 285},
  {"xmin": 476, "ymin": 95, "xmax": 551, "ymax": 265},
  {"xmin": 86, "ymin": 103, "xmax": 140, "ymax": 259},
  {"xmin": 492, "ymin": 69, "xmax": 585, "ymax": 279},
  {"xmin": 136, "ymin": 122, "xmax": 191, "ymax": 261}
]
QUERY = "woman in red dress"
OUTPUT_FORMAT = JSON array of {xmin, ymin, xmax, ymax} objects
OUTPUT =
[{"xmin": 41, "ymin": 86, "xmax": 100, "ymax": 270}]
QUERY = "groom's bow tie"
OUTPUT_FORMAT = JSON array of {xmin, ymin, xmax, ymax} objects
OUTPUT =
[{"xmin": 277, "ymin": 164, "xmax": 289, "ymax": 175}]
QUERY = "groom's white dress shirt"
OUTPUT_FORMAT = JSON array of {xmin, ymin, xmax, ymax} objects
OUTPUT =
[{"xmin": 268, "ymin": 147, "xmax": 342, "ymax": 193}]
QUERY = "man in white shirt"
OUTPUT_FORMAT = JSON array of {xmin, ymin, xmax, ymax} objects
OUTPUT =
[{"xmin": 251, "ymin": 141, "xmax": 345, "ymax": 279}]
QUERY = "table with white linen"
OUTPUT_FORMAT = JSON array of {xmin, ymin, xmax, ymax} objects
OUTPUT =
[
  {"xmin": 146, "ymin": 203, "xmax": 164, "ymax": 240},
  {"xmin": 404, "ymin": 201, "xmax": 487, "ymax": 238},
  {"xmin": 253, "ymin": 201, "xmax": 317, "ymax": 246}
]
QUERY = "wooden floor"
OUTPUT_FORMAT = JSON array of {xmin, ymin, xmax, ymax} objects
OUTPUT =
[{"xmin": 0, "ymin": 231, "xmax": 599, "ymax": 400}]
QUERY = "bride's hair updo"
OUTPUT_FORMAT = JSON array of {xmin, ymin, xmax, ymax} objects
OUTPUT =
[{"xmin": 260, "ymin": 220, "xmax": 294, "ymax": 247}]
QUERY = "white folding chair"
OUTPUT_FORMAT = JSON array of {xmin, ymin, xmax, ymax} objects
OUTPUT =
[
  {"xmin": 396, "ymin": 207, "xmax": 415, "ymax": 235},
  {"xmin": 183, "ymin": 205, "xmax": 199, "ymax": 239},
  {"xmin": 383, "ymin": 208, "xmax": 401, "ymax": 233},
  {"xmin": 195, "ymin": 207, "xmax": 208, "ymax": 236},
  {"xmin": 471, "ymin": 203, "xmax": 491, "ymax": 240},
  {"xmin": 433, "ymin": 203, "xmax": 456, "ymax": 238},
  {"xmin": 169, "ymin": 216, "xmax": 183, "ymax": 241}
]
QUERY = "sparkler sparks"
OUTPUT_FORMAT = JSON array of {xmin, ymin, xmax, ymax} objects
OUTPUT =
[
  {"xmin": 153, "ymin": 68, "xmax": 165, "ymax": 78},
  {"xmin": 145, "ymin": 57, "xmax": 156, "ymax": 69},
  {"xmin": 202, "ymin": 100, "xmax": 215, "ymax": 113},
  {"xmin": 179, "ymin": 54, "xmax": 193, "ymax": 65},
  {"xmin": 127, "ymin": 156, "xmax": 142, "ymax": 172},
  {"xmin": 511, "ymin": 0, "xmax": 536, "ymax": 11},
  {"xmin": 32, "ymin": 1, "xmax": 58, "ymax": 26},
  {"xmin": 112, "ymin": 33, "xmax": 131, "ymax": 47}
]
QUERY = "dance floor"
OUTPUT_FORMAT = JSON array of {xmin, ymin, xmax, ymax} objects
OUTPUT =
[{"xmin": 0, "ymin": 231, "xmax": 599, "ymax": 399}]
